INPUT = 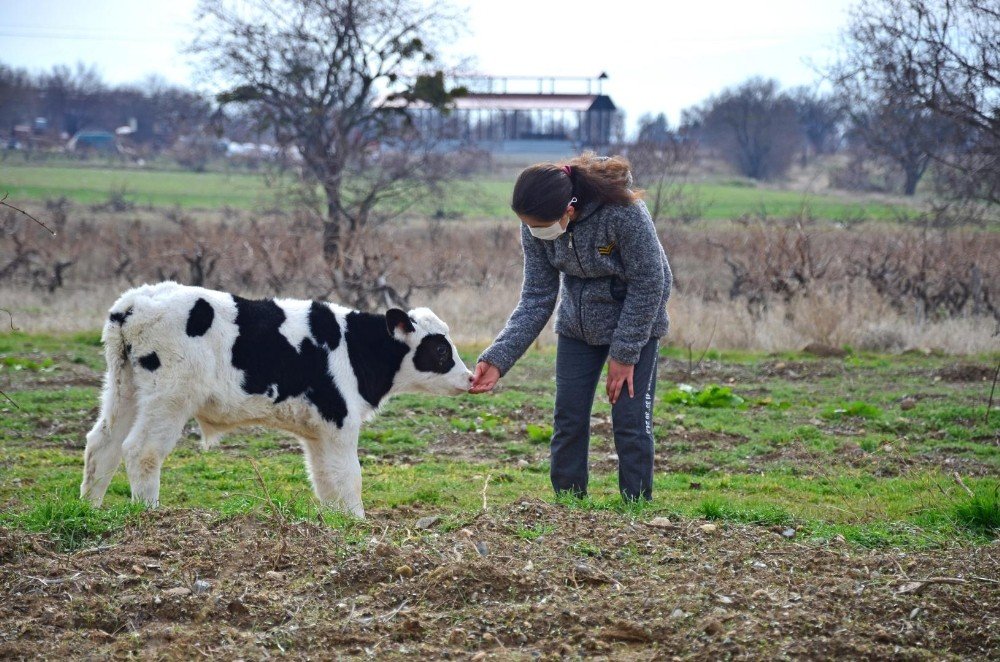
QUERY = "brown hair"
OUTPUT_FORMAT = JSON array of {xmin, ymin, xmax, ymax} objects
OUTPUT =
[{"xmin": 510, "ymin": 152, "xmax": 643, "ymax": 222}]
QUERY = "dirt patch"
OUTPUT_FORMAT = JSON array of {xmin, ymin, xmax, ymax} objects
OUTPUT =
[
  {"xmin": 3, "ymin": 501, "xmax": 995, "ymax": 659},
  {"xmin": 935, "ymin": 363, "xmax": 997, "ymax": 382},
  {"xmin": 659, "ymin": 357, "xmax": 844, "ymax": 386},
  {"xmin": 659, "ymin": 357, "xmax": 755, "ymax": 385},
  {"xmin": 757, "ymin": 359, "xmax": 843, "ymax": 381},
  {"xmin": 827, "ymin": 439, "xmax": 999, "ymax": 478},
  {"xmin": 1, "ymin": 352, "xmax": 102, "ymax": 392}
]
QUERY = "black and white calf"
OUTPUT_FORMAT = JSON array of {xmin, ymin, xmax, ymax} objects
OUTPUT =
[{"xmin": 81, "ymin": 281, "xmax": 472, "ymax": 517}]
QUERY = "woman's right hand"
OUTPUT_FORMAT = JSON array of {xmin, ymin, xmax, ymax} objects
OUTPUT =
[{"xmin": 469, "ymin": 361, "xmax": 500, "ymax": 394}]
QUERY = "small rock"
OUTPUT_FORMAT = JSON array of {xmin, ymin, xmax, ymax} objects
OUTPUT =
[
  {"xmin": 752, "ymin": 561, "xmax": 767, "ymax": 569},
  {"xmin": 395, "ymin": 565, "xmax": 414, "ymax": 578},
  {"xmin": 373, "ymin": 542, "xmax": 396, "ymax": 557},
  {"xmin": 899, "ymin": 397, "xmax": 917, "ymax": 411},
  {"xmin": 703, "ymin": 619, "xmax": 724, "ymax": 635},
  {"xmin": 716, "ymin": 595, "xmax": 734, "ymax": 605},
  {"xmin": 228, "ymin": 600, "xmax": 249, "ymax": 616},
  {"xmin": 162, "ymin": 587, "xmax": 191, "ymax": 598},
  {"xmin": 131, "ymin": 564, "xmax": 145, "ymax": 575},
  {"xmin": 699, "ymin": 523, "xmax": 718, "ymax": 534},
  {"xmin": 648, "ymin": 517, "xmax": 675, "ymax": 528},
  {"xmin": 670, "ymin": 608, "xmax": 686, "ymax": 619},
  {"xmin": 264, "ymin": 571, "xmax": 284, "ymax": 581},
  {"xmin": 909, "ymin": 607, "xmax": 922, "ymax": 620},
  {"xmin": 415, "ymin": 516, "xmax": 440, "ymax": 530},
  {"xmin": 474, "ymin": 541, "xmax": 489, "ymax": 557},
  {"xmin": 192, "ymin": 580, "xmax": 211, "ymax": 595},
  {"xmin": 781, "ymin": 528, "xmax": 796, "ymax": 539},
  {"xmin": 516, "ymin": 459, "xmax": 529, "ymax": 468}
]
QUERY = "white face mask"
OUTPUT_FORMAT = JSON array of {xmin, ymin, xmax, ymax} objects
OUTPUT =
[
  {"xmin": 527, "ymin": 197, "xmax": 576, "ymax": 241},
  {"xmin": 529, "ymin": 220, "xmax": 567, "ymax": 240}
]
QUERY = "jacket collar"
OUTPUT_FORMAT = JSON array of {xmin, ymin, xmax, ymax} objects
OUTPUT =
[{"xmin": 569, "ymin": 199, "xmax": 605, "ymax": 229}]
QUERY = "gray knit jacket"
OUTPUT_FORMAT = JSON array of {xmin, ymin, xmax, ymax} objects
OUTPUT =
[{"xmin": 479, "ymin": 198, "xmax": 672, "ymax": 375}]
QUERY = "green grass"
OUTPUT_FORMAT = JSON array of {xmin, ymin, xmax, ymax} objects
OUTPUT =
[
  {"xmin": 4, "ymin": 494, "xmax": 146, "ymax": 551},
  {"xmin": 1, "ymin": 331, "xmax": 998, "ymax": 551},
  {"xmin": 954, "ymin": 488, "xmax": 1000, "ymax": 535},
  {"xmin": 1, "ymin": 161, "xmax": 912, "ymax": 221},
  {"xmin": 696, "ymin": 497, "xmax": 792, "ymax": 526},
  {"xmin": 671, "ymin": 181, "xmax": 908, "ymax": 222},
  {"xmin": 0, "ymin": 163, "xmax": 277, "ymax": 209}
]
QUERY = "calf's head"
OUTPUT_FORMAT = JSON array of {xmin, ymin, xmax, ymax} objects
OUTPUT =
[{"xmin": 387, "ymin": 307, "xmax": 472, "ymax": 395}]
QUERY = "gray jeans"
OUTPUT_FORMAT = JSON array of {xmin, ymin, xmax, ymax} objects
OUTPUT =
[{"xmin": 551, "ymin": 334, "xmax": 658, "ymax": 501}]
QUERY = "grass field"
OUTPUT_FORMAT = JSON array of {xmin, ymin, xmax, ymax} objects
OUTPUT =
[
  {"xmin": 0, "ymin": 161, "xmax": 911, "ymax": 221},
  {"xmin": 1, "ymin": 331, "xmax": 998, "ymax": 657},
  {"xmin": 3, "ymin": 331, "xmax": 997, "ymax": 548}
]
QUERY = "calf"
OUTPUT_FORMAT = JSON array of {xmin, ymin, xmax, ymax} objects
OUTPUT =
[{"xmin": 80, "ymin": 281, "xmax": 472, "ymax": 517}]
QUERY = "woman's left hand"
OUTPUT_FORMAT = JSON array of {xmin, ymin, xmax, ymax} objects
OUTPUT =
[{"xmin": 606, "ymin": 359, "xmax": 635, "ymax": 405}]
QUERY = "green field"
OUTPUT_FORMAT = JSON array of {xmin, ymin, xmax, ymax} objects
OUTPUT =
[
  {"xmin": 2, "ymin": 331, "xmax": 997, "ymax": 549},
  {"xmin": 0, "ymin": 161, "xmax": 910, "ymax": 221}
]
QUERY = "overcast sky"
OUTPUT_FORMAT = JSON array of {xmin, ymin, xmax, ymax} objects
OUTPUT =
[{"xmin": 0, "ymin": 0, "xmax": 856, "ymax": 133}]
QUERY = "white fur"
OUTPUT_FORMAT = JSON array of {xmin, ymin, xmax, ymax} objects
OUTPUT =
[{"xmin": 80, "ymin": 282, "xmax": 472, "ymax": 518}]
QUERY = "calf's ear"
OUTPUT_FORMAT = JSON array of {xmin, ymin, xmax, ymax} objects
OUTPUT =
[{"xmin": 386, "ymin": 308, "xmax": 415, "ymax": 336}]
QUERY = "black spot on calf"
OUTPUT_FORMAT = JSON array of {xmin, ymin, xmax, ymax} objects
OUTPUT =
[
  {"xmin": 186, "ymin": 298, "xmax": 215, "ymax": 337},
  {"xmin": 413, "ymin": 334, "xmax": 455, "ymax": 374},
  {"xmin": 109, "ymin": 307, "xmax": 133, "ymax": 326},
  {"xmin": 138, "ymin": 352, "xmax": 160, "ymax": 371},
  {"xmin": 346, "ymin": 312, "xmax": 410, "ymax": 407},
  {"xmin": 308, "ymin": 302, "xmax": 341, "ymax": 350},
  {"xmin": 231, "ymin": 296, "xmax": 349, "ymax": 426}
]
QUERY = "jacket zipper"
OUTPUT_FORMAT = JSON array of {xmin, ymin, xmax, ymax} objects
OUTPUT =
[
  {"xmin": 568, "ymin": 230, "xmax": 587, "ymax": 340},
  {"xmin": 564, "ymin": 204, "xmax": 603, "ymax": 343}
]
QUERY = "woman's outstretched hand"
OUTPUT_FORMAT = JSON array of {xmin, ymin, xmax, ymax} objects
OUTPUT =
[
  {"xmin": 469, "ymin": 361, "xmax": 500, "ymax": 394},
  {"xmin": 606, "ymin": 358, "xmax": 635, "ymax": 405}
]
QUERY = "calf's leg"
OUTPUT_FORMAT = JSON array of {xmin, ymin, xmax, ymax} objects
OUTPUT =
[
  {"xmin": 81, "ymin": 368, "xmax": 138, "ymax": 506},
  {"xmin": 121, "ymin": 404, "xmax": 189, "ymax": 507},
  {"xmin": 301, "ymin": 427, "xmax": 365, "ymax": 518}
]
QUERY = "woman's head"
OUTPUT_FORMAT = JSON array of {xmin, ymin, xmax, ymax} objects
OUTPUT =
[
  {"xmin": 511, "ymin": 164, "xmax": 574, "ymax": 224},
  {"xmin": 511, "ymin": 153, "xmax": 642, "ymax": 224}
]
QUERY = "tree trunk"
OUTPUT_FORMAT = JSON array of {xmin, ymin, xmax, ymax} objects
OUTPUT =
[
  {"xmin": 323, "ymin": 188, "xmax": 343, "ymax": 264},
  {"xmin": 903, "ymin": 168, "xmax": 921, "ymax": 196}
]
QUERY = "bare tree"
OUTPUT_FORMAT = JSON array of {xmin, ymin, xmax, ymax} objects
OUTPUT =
[
  {"xmin": 789, "ymin": 87, "xmax": 844, "ymax": 159},
  {"xmin": 190, "ymin": 0, "xmax": 466, "ymax": 264},
  {"xmin": 685, "ymin": 78, "xmax": 804, "ymax": 180},
  {"xmin": 829, "ymin": 0, "xmax": 1000, "ymax": 200},
  {"xmin": 626, "ymin": 116, "xmax": 700, "ymax": 223},
  {"xmin": 845, "ymin": 101, "xmax": 957, "ymax": 195}
]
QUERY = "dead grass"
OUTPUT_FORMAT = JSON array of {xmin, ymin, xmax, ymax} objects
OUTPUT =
[
  {"xmin": 668, "ymin": 289, "xmax": 998, "ymax": 355},
  {"xmin": 2, "ymin": 202, "xmax": 998, "ymax": 353}
]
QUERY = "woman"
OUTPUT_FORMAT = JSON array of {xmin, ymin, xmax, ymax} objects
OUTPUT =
[{"xmin": 469, "ymin": 153, "xmax": 672, "ymax": 502}]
